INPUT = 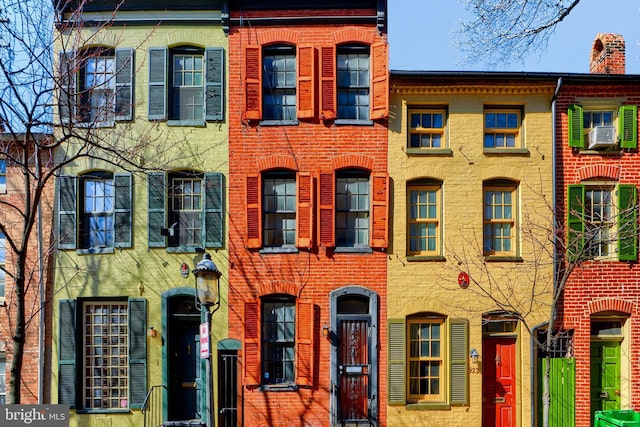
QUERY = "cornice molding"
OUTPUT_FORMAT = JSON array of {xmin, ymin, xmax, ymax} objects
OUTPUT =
[{"xmin": 391, "ymin": 85, "xmax": 556, "ymax": 96}]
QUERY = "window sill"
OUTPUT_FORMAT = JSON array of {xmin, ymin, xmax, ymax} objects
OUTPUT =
[
  {"xmin": 76, "ymin": 409, "xmax": 131, "ymax": 414},
  {"xmin": 333, "ymin": 247, "xmax": 373, "ymax": 254},
  {"xmin": 259, "ymin": 383, "xmax": 299, "ymax": 392},
  {"xmin": 74, "ymin": 120, "xmax": 115, "ymax": 128},
  {"xmin": 406, "ymin": 148, "xmax": 453, "ymax": 156},
  {"xmin": 167, "ymin": 119, "xmax": 206, "ymax": 127},
  {"xmin": 407, "ymin": 255, "xmax": 446, "ymax": 262},
  {"xmin": 483, "ymin": 148, "xmax": 530, "ymax": 155},
  {"xmin": 406, "ymin": 402, "xmax": 451, "ymax": 411},
  {"xmin": 577, "ymin": 148, "xmax": 623, "ymax": 156},
  {"xmin": 334, "ymin": 119, "xmax": 373, "ymax": 126},
  {"xmin": 259, "ymin": 247, "xmax": 299, "ymax": 254},
  {"xmin": 259, "ymin": 119, "xmax": 299, "ymax": 126},
  {"xmin": 166, "ymin": 246, "xmax": 204, "ymax": 254},
  {"xmin": 484, "ymin": 255, "xmax": 523, "ymax": 263},
  {"xmin": 76, "ymin": 247, "xmax": 115, "ymax": 255}
]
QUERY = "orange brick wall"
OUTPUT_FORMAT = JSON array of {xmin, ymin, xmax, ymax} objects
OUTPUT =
[
  {"xmin": 555, "ymin": 83, "xmax": 640, "ymax": 427},
  {"xmin": 227, "ymin": 18, "xmax": 388, "ymax": 427}
]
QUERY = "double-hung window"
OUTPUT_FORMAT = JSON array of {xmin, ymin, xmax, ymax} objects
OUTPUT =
[
  {"xmin": 262, "ymin": 296, "xmax": 296, "ymax": 384},
  {"xmin": 148, "ymin": 46, "xmax": 225, "ymax": 123},
  {"xmin": 568, "ymin": 183, "xmax": 637, "ymax": 261},
  {"xmin": 245, "ymin": 171, "xmax": 313, "ymax": 250},
  {"xmin": 58, "ymin": 172, "xmax": 132, "ymax": 253},
  {"xmin": 484, "ymin": 108, "xmax": 521, "ymax": 149},
  {"xmin": 0, "ymin": 159, "xmax": 6, "ymax": 194},
  {"xmin": 337, "ymin": 44, "xmax": 370, "ymax": 121},
  {"xmin": 568, "ymin": 104, "xmax": 638, "ymax": 150},
  {"xmin": 58, "ymin": 298, "xmax": 147, "ymax": 410},
  {"xmin": 407, "ymin": 182, "xmax": 441, "ymax": 256},
  {"xmin": 388, "ymin": 316, "xmax": 469, "ymax": 406},
  {"xmin": 262, "ymin": 172, "xmax": 296, "ymax": 248},
  {"xmin": 59, "ymin": 48, "xmax": 134, "ymax": 124},
  {"xmin": 409, "ymin": 109, "xmax": 445, "ymax": 149},
  {"xmin": 483, "ymin": 180, "xmax": 518, "ymax": 256},
  {"xmin": 263, "ymin": 45, "xmax": 296, "ymax": 121},
  {"xmin": 336, "ymin": 170, "xmax": 370, "ymax": 247},
  {"xmin": 148, "ymin": 171, "xmax": 224, "ymax": 251},
  {"xmin": 243, "ymin": 297, "xmax": 314, "ymax": 388}
]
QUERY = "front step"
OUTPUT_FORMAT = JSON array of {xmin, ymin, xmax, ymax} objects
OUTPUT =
[{"xmin": 163, "ymin": 421, "xmax": 206, "ymax": 427}]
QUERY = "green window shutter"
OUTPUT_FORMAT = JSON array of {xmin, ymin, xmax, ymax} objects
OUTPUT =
[
  {"xmin": 148, "ymin": 48, "xmax": 167, "ymax": 120},
  {"xmin": 618, "ymin": 184, "xmax": 637, "ymax": 261},
  {"xmin": 619, "ymin": 105, "xmax": 638, "ymax": 149},
  {"xmin": 567, "ymin": 185, "xmax": 585, "ymax": 260},
  {"xmin": 148, "ymin": 173, "xmax": 166, "ymax": 247},
  {"xmin": 204, "ymin": 172, "xmax": 224, "ymax": 248},
  {"xmin": 387, "ymin": 318, "xmax": 406, "ymax": 405},
  {"xmin": 58, "ymin": 300, "xmax": 77, "ymax": 407},
  {"xmin": 58, "ymin": 51, "xmax": 76, "ymax": 123},
  {"xmin": 115, "ymin": 48, "xmax": 134, "ymax": 121},
  {"xmin": 205, "ymin": 47, "xmax": 224, "ymax": 121},
  {"xmin": 114, "ymin": 173, "xmax": 132, "ymax": 248},
  {"xmin": 449, "ymin": 318, "xmax": 469, "ymax": 405},
  {"xmin": 58, "ymin": 175, "xmax": 77, "ymax": 250},
  {"xmin": 568, "ymin": 104, "xmax": 584, "ymax": 149},
  {"xmin": 128, "ymin": 298, "xmax": 147, "ymax": 409}
]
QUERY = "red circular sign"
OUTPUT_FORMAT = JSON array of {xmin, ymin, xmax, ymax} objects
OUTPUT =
[{"xmin": 458, "ymin": 272, "xmax": 470, "ymax": 289}]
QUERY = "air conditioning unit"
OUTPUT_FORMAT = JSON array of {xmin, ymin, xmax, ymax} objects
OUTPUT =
[{"xmin": 588, "ymin": 126, "xmax": 616, "ymax": 149}]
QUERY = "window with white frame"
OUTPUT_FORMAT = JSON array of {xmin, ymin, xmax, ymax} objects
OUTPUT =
[
  {"xmin": 80, "ymin": 51, "xmax": 115, "ymax": 124},
  {"xmin": 82, "ymin": 302, "xmax": 128, "ymax": 410}
]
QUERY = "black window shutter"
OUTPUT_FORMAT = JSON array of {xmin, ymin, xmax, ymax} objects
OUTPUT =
[
  {"xmin": 58, "ymin": 300, "xmax": 77, "ymax": 407},
  {"xmin": 128, "ymin": 298, "xmax": 147, "ymax": 408}
]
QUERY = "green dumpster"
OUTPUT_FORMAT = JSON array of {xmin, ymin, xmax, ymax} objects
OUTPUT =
[{"xmin": 594, "ymin": 410, "xmax": 640, "ymax": 427}]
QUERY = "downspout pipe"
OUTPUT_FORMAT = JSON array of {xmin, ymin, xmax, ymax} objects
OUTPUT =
[{"xmin": 531, "ymin": 77, "xmax": 563, "ymax": 427}]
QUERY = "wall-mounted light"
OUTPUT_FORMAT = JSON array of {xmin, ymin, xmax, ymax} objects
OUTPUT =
[
  {"xmin": 322, "ymin": 324, "xmax": 330, "ymax": 337},
  {"xmin": 470, "ymin": 348, "xmax": 479, "ymax": 364},
  {"xmin": 147, "ymin": 326, "xmax": 156, "ymax": 337}
]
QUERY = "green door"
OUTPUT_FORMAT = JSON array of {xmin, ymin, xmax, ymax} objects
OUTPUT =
[{"xmin": 590, "ymin": 341, "xmax": 620, "ymax": 423}]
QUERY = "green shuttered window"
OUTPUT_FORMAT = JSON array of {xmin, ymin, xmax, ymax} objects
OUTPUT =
[
  {"xmin": 58, "ymin": 298, "xmax": 147, "ymax": 409},
  {"xmin": 147, "ymin": 172, "xmax": 224, "ymax": 250},
  {"xmin": 567, "ymin": 104, "xmax": 638, "ymax": 149},
  {"xmin": 387, "ymin": 317, "xmax": 469, "ymax": 406}
]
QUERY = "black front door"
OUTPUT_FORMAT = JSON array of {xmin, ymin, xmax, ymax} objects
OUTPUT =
[{"xmin": 168, "ymin": 297, "xmax": 202, "ymax": 422}]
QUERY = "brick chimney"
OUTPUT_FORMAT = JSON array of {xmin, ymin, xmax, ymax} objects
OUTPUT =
[{"xmin": 590, "ymin": 33, "xmax": 625, "ymax": 74}]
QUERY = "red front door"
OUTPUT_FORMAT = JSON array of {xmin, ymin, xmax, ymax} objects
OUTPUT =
[
  {"xmin": 482, "ymin": 337, "xmax": 516, "ymax": 427},
  {"xmin": 338, "ymin": 317, "xmax": 370, "ymax": 424}
]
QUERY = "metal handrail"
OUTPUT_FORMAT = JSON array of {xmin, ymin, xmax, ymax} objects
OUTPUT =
[{"xmin": 142, "ymin": 384, "xmax": 167, "ymax": 427}]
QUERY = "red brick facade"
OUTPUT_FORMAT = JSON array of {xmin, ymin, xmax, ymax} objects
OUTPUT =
[
  {"xmin": 0, "ymin": 146, "xmax": 54, "ymax": 404},
  {"xmin": 227, "ymin": 7, "xmax": 388, "ymax": 426},
  {"xmin": 556, "ymin": 80, "xmax": 640, "ymax": 426}
]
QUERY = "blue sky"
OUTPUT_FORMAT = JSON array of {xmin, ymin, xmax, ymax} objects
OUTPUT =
[{"xmin": 388, "ymin": 0, "xmax": 640, "ymax": 74}]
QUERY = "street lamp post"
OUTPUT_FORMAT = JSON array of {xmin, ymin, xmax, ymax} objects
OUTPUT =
[{"xmin": 193, "ymin": 253, "xmax": 221, "ymax": 427}]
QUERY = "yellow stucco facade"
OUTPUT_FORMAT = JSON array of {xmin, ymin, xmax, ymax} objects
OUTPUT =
[
  {"xmin": 51, "ymin": 14, "xmax": 228, "ymax": 427},
  {"xmin": 386, "ymin": 75, "xmax": 556, "ymax": 427}
]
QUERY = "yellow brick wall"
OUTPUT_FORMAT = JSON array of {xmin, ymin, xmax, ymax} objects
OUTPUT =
[
  {"xmin": 52, "ymin": 22, "xmax": 228, "ymax": 427},
  {"xmin": 387, "ymin": 80, "xmax": 555, "ymax": 427}
]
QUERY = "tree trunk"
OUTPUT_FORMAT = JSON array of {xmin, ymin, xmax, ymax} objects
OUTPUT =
[{"xmin": 8, "ymin": 273, "xmax": 26, "ymax": 404}]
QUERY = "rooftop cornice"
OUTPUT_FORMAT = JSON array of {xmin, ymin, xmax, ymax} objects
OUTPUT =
[{"xmin": 391, "ymin": 84, "xmax": 557, "ymax": 96}]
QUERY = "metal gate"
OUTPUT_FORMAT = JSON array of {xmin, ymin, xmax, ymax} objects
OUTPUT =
[{"xmin": 218, "ymin": 351, "xmax": 238, "ymax": 427}]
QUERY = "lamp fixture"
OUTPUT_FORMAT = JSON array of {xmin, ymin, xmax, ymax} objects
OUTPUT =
[{"xmin": 470, "ymin": 348, "xmax": 479, "ymax": 364}]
